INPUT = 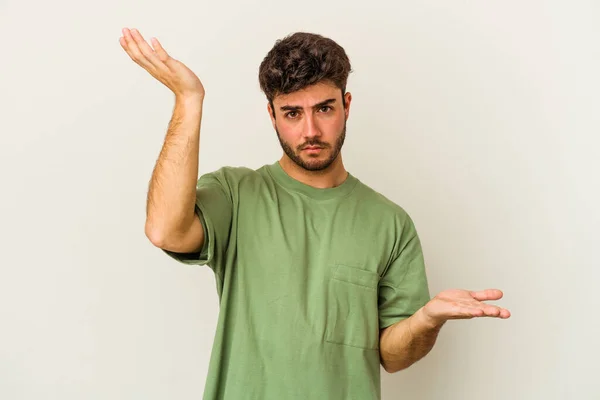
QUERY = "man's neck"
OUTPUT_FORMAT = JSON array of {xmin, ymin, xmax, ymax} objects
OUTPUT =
[{"xmin": 278, "ymin": 155, "xmax": 348, "ymax": 189}]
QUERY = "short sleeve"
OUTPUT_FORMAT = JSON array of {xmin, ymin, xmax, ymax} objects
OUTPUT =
[
  {"xmin": 378, "ymin": 218, "xmax": 431, "ymax": 329},
  {"xmin": 162, "ymin": 170, "xmax": 233, "ymax": 276}
]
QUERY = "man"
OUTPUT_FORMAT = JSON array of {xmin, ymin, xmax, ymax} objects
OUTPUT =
[{"xmin": 120, "ymin": 27, "xmax": 510, "ymax": 399}]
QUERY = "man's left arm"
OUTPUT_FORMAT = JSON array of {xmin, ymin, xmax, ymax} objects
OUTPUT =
[
  {"xmin": 379, "ymin": 288, "xmax": 511, "ymax": 373},
  {"xmin": 379, "ymin": 307, "xmax": 444, "ymax": 373}
]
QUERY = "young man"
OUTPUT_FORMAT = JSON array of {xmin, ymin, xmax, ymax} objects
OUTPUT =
[{"xmin": 120, "ymin": 28, "xmax": 510, "ymax": 400}]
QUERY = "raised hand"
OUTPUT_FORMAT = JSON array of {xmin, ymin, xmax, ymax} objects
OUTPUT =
[
  {"xmin": 119, "ymin": 28, "xmax": 205, "ymax": 100},
  {"xmin": 421, "ymin": 288, "xmax": 511, "ymax": 327}
]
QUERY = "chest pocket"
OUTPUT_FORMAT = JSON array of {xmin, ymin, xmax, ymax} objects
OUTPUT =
[{"xmin": 325, "ymin": 264, "xmax": 380, "ymax": 350}]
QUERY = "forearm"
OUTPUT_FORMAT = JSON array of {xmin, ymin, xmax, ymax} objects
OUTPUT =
[
  {"xmin": 379, "ymin": 307, "xmax": 445, "ymax": 373},
  {"xmin": 145, "ymin": 95, "xmax": 204, "ymax": 243}
]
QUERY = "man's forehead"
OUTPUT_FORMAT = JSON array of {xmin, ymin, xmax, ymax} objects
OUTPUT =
[{"xmin": 274, "ymin": 82, "xmax": 340, "ymax": 106}]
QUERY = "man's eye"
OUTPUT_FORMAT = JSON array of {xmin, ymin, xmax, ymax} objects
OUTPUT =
[
  {"xmin": 286, "ymin": 111, "xmax": 298, "ymax": 118},
  {"xmin": 320, "ymin": 106, "xmax": 332, "ymax": 112}
]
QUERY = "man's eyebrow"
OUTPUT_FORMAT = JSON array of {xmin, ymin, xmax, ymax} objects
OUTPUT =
[{"xmin": 279, "ymin": 98, "xmax": 337, "ymax": 112}]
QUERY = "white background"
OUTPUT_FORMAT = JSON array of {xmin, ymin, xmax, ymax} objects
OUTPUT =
[{"xmin": 1, "ymin": 1, "xmax": 598, "ymax": 399}]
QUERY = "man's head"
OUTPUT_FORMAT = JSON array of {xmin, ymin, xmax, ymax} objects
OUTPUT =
[{"xmin": 258, "ymin": 32, "xmax": 353, "ymax": 172}]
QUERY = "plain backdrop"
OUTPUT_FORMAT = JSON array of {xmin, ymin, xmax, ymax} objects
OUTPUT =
[{"xmin": 1, "ymin": 1, "xmax": 599, "ymax": 399}]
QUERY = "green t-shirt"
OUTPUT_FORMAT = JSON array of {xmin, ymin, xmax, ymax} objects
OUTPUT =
[{"xmin": 164, "ymin": 161, "xmax": 430, "ymax": 400}]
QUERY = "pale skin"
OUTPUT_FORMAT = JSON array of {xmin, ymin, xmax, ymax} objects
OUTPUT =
[
  {"xmin": 120, "ymin": 27, "xmax": 511, "ymax": 374},
  {"xmin": 267, "ymin": 85, "xmax": 352, "ymax": 189},
  {"xmin": 119, "ymin": 27, "xmax": 205, "ymax": 252}
]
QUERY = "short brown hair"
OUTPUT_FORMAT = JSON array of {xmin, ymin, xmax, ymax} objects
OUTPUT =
[{"xmin": 258, "ymin": 32, "xmax": 353, "ymax": 104}]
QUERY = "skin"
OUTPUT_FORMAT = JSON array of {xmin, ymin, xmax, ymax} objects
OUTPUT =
[
  {"xmin": 120, "ymin": 27, "xmax": 511, "ymax": 374},
  {"xmin": 379, "ymin": 289, "xmax": 510, "ymax": 372},
  {"xmin": 120, "ymin": 27, "xmax": 206, "ymax": 252},
  {"xmin": 267, "ymin": 82, "xmax": 352, "ymax": 189}
]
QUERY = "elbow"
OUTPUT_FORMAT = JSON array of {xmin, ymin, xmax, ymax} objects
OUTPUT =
[
  {"xmin": 381, "ymin": 351, "xmax": 431, "ymax": 373},
  {"xmin": 145, "ymin": 225, "xmax": 164, "ymax": 248},
  {"xmin": 379, "ymin": 353, "xmax": 401, "ymax": 373},
  {"xmin": 385, "ymin": 368, "xmax": 400, "ymax": 374},
  {"xmin": 383, "ymin": 365, "xmax": 397, "ymax": 374},
  {"xmin": 145, "ymin": 220, "xmax": 169, "ymax": 248},
  {"xmin": 381, "ymin": 361, "xmax": 405, "ymax": 374},
  {"xmin": 145, "ymin": 220, "xmax": 193, "ymax": 251}
]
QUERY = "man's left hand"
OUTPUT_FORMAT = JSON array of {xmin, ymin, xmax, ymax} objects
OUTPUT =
[{"xmin": 421, "ymin": 289, "xmax": 511, "ymax": 328}]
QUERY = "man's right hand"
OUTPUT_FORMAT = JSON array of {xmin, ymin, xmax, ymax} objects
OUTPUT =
[{"xmin": 119, "ymin": 27, "xmax": 205, "ymax": 100}]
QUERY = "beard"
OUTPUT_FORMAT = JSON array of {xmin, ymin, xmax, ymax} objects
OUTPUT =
[{"xmin": 275, "ymin": 120, "xmax": 346, "ymax": 172}]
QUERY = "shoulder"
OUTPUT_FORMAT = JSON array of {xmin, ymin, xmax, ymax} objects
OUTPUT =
[
  {"xmin": 198, "ymin": 165, "xmax": 256, "ymax": 183},
  {"xmin": 352, "ymin": 179, "xmax": 420, "ymax": 247},
  {"xmin": 354, "ymin": 180, "xmax": 413, "ymax": 223},
  {"xmin": 197, "ymin": 164, "xmax": 272, "ymax": 194},
  {"xmin": 203, "ymin": 164, "xmax": 254, "ymax": 179}
]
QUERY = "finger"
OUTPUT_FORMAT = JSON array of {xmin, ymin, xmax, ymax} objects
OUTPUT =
[
  {"xmin": 450, "ymin": 308, "xmax": 480, "ymax": 319},
  {"xmin": 120, "ymin": 34, "xmax": 136, "ymax": 60},
  {"xmin": 149, "ymin": 37, "xmax": 171, "ymax": 63},
  {"xmin": 130, "ymin": 29, "xmax": 168, "ymax": 71},
  {"xmin": 122, "ymin": 28, "xmax": 156, "ymax": 72},
  {"xmin": 472, "ymin": 305, "xmax": 511, "ymax": 319},
  {"xmin": 470, "ymin": 289, "xmax": 503, "ymax": 302},
  {"xmin": 121, "ymin": 28, "xmax": 147, "ymax": 66}
]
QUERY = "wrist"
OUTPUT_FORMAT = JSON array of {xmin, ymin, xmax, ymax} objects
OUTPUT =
[
  {"xmin": 175, "ymin": 93, "xmax": 205, "ymax": 107},
  {"xmin": 415, "ymin": 307, "xmax": 445, "ymax": 331}
]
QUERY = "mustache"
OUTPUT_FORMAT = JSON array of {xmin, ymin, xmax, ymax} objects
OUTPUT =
[{"xmin": 298, "ymin": 141, "xmax": 329, "ymax": 150}]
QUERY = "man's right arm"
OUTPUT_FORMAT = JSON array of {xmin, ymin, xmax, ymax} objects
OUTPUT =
[
  {"xmin": 144, "ymin": 96, "xmax": 205, "ymax": 254},
  {"xmin": 118, "ymin": 27, "xmax": 207, "ymax": 253}
]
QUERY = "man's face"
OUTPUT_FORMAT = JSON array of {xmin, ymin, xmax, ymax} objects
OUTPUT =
[{"xmin": 268, "ymin": 81, "xmax": 352, "ymax": 172}]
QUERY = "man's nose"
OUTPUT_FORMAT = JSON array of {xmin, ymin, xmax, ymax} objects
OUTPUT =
[{"xmin": 303, "ymin": 114, "xmax": 321, "ymax": 138}]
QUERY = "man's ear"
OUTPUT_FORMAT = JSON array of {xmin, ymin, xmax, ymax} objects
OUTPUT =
[
  {"xmin": 267, "ymin": 102, "xmax": 276, "ymax": 128},
  {"xmin": 344, "ymin": 92, "xmax": 352, "ymax": 120}
]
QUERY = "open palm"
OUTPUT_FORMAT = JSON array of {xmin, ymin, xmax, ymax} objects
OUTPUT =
[
  {"xmin": 119, "ymin": 28, "xmax": 205, "ymax": 99},
  {"xmin": 422, "ymin": 289, "xmax": 511, "ymax": 326}
]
